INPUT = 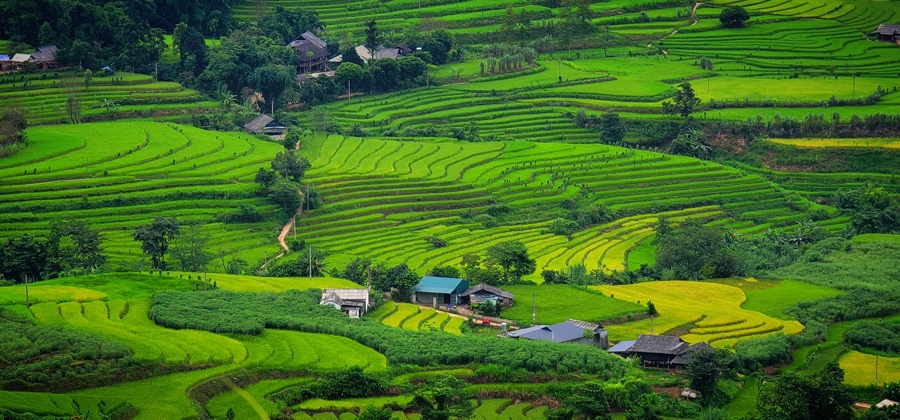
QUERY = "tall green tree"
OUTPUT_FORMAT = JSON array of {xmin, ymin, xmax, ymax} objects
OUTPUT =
[
  {"xmin": 485, "ymin": 240, "xmax": 536, "ymax": 283},
  {"xmin": 45, "ymin": 219, "xmax": 106, "ymax": 276},
  {"xmin": 133, "ymin": 217, "xmax": 180, "ymax": 270},
  {"xmin": 170, "ymin": 221, "xmax": 213, "ymax": 272},
  {"xmin": 685, "ymin": 347, "xmax": 733, "ymax": 403},
  {"xmin": 251, "ymin": 64, "xmax": 295, "ymax": 113},
  {"xmin": 757, "ymin": 363, "xmax": 854, "ymax": 420},
  {"xmin": 411, "ymin": 376, "xmax": 474, "ymax": 420},
  {"xmin": 268, "ymin": 178, "xmax": 302, "ymax": 213},
  {"xmin": 365, "ymin": 19, "xmax": 379, "ymax": 59},
  {"xmin": 662, "ymin": 82, "xmax": 701, "ymax": 119},
  {"xmin": 0, "ymin": 234, "xmax": 47, "ymax": 282},
  {"xmin": 719, "ymin": 6, "xmax": 750, "ymax": 28},
  {"xmin": 599, "ymin": 112, "xmax": 625, "ymax": 143},
  {"xmin": 271, "ymin": 150, "xmax": 311, "ymax": 182},
  {"xmin": 566, "ymin": 382, "xmax": 611, "ymax": 420}
]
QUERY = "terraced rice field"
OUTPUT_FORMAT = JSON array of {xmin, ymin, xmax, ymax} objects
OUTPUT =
[
  {"xmin": 0, "ymin": 71, "xmax": 217, "ymax": 124},
  {"xmin": 297, "ymin": 134, "xmax": 841, "ymax": 276},
  {"xmin": 0, "ymin": 121, "xmax": 286, "ymax": 266},
  {"xmin": 595, "ymin": 281, "xmax": 805, "ymax": 347},
  {"xmin": 0, "ymin": 273, "xmax": 388, "ymax": 420},
  {"xmin": 376, "ymin": 302, "xmax": 463, "ymax": 335},
  {"xmin": 289, "ymin": 398, "xmax": 548, "ymax": 420}
]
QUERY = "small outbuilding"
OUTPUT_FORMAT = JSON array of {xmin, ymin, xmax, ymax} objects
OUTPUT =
[
  {"xmin": 243, "ymin": 114, "xmax": 288, "ymax": 136},
  {"xmin": 608, "ymin": 334, "xmax": 711, "ymax": 368},
  {"xmin": 460, "ymin": 283, "xmax": 514, "ymax": 307},
  {"xmin": 320, "ymin": 288, "xmax": 370, "ymax": 318},
  {"xmin": 288, "ymin": 32, "xmax": 329, "ymax": 73},
  {"xmin": 506, "ymin": 319, "xmax": 608, "ymax": 349},
  {"xmin": 30, "ymin": 45, "xmax": 58, "ymax": 69},
  {"xmin": 0, "ymin": 55, "xmax": 10, "ymax": 71},
  {"xmin": 876, "ymin": 399, "xmax": 898, "ymax": 408},
  {"xmin": 872, "ymin": 24, "xmax": 900, "ymax": 44},
  {"xmin": 413, "ymin": 276, "xmax": 469, "ymax": 307}
]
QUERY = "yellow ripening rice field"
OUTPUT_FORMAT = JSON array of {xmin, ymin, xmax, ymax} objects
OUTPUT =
[
  {"xmin": 594, "ymin": 281, "xmax": 804, "ymax": 348},
  {"xmin": 839, "ymin": 352, "xmax": 900, "ymax": 386}
]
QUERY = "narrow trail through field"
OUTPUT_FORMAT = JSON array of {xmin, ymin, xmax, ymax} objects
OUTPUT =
[
  {"xmin": 261, "ymin": 138, "xmax": 305, "ymax": 269},
  {"xmin": 222, "ymin": 376, "xmax": 269, "ymax": 420}
]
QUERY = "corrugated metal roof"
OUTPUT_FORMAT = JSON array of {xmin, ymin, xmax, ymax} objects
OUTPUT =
[
  {"xmin": 460, "ymin": 283, "xmax": 513, "ymax": 299},
  {"xmin": 244, "ymin": 114, "xmax": 274, "ymax": 133},
  {"xmin": 507, "ymin": 320, "xmax": 592, "ymax": 343},
  {"xmin": 0, "ymin": 55, "xmax": 9, "ymax": 61},
  {"xmin": 414, "ymin": 276, "xmax": 468, "ymax": 294},
  {"xmin": 607, "ymin": 340, "xmax": 636, "ymax": 353},
  {"xmin": 323, "ymin": 288, "xmax": 369, "ymax": 301},
  {"xmin": 875, "ymin": 24, "xmax": 900, "ymax": 35}
]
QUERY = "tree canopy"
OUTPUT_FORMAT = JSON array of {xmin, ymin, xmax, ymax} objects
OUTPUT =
[{"xmin": 719, "ymin": 6, "xmax": 750, "ymax": 28}]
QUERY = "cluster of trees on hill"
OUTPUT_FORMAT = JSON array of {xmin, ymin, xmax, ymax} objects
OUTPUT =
[
  {"xmin": 0, "ymin": 220, "xmax": 105, "ymax": 283},
  {"xmin": 0, "ymin": 104, "xmax": 28, "ymax": 157},
  {"xmin": 0, "ymin": 308, "xmax": 137, "ymax": 391},
  {"xmin": 0, "ymin": 0, "xmax": 235, "ymax": 72}
]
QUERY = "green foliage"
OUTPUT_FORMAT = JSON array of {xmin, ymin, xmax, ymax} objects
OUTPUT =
[
  {"xmin": 662, "ymin": 82, "xmax": 701, "ymax": 119},
  {"xmin": 845, "ymin": 321, "xmax": 900, "ymax": 356},
  {"xmin": 411, "ymin": 375, "xmax": 473, "ymax": 420},
  {"xmin": 269, "ymin": 247, "xmax": 328, "ymax": 277},
  {"xmin": 276, "ymin": 366, "xmax": 390, "ymax": 406},
  {"xmin": 685, "ymin": 347, "xmax": 734, "ymax": 404},
  {"xmin": 148, "ymin": 289, "xmax": 636, "ymax": 376},
  {"xmin": 836, "ymin": 183, "xmax": 900, "ymax": 235},
  {"xmin": 133, "ymin": 216, "xmax": 179, "ymax": 270},
  {"xmin": 269, "ymin": 178, "xmax": 302, "ymax": 214},
  {"xmin": 0, "ymin": 308, "xmax": 135, "ymax": 389},
  {"xmin": 655, "ymin": 221, "xmax": 741, "ymax": 280},
  {"xmin": 719, "ymin": 6, "xmax": 751, "ymax": 28},
  {"xmin": 733, "ymin": 335, "xmax": 792, "ymax": 372},
  {"xmin": 1, "ymin": 234, "xmax": 47, "ymax": 282},
  {"xmin": 757, "ymin": 363, "xmax": 854, "ymax": 420},
  {"xmin": 599, "ymin": 112, "xmax": 625, "ymax": 144},
  {"xmin": 169, "ymin": 221, "xmax": 213, "ymax": 272},
  {"xmin": 566, "ymin": 382, "xmax": 611, "ymax": 420},
  {"xmin": 485, "ymin": 240, "xmax": 536, "ymax": 284},
  {"xmin": 358, "ymin": 405, "xmax": 392, "ymax": 420},
  {"xmin": 272, "ymin": 150, "xmax": 311, "ymax": 183}
]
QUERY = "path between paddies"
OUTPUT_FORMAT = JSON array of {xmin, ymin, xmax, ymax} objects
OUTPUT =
[{"xmin": 222, "ymin": 376, "xmax": 269, "ymax": 420}]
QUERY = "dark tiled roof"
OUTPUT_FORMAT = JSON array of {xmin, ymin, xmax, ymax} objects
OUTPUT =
[
  {"xmin": 299, "ymin": 31, "xmax": 327, "ymax": 49},
  {"xmin": 31, "ymin": 45, "xmax": 58, "ymax": 63},
  {"xmin": 244, "ymin": 114, "xmax": 274, "ymax": 133},
  {"xmin": 874, "ymin": 24, "xmax": 900, "ymax": 35},
  {"xmin": 629, "ymin": 334, "xmax": 689, "ymax": 356},
  {"xmin": 460, "ymin": 283, "xmax": 513, "ymax": 299},
  {"xmin": 289, "ymin": 40, "xmax": 329, "ymax": 61}
]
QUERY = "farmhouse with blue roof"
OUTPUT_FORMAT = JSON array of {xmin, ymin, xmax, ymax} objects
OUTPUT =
[{"xmin": 413, "ymin": 276, "xmax": 469, "ymax": 307}]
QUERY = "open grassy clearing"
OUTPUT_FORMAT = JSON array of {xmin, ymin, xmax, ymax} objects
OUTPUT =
[
  {"xmin": 839, "ymin": 351, "xmax": 900, "ymax": 386},
  {"xmin": 709, "ymin": 278, "xmax": 843, "ymax": 320},
  {"xmin": 594, "ymin": 281, "xmax": 805, "ymax": 347},
  {"xmin": 296, "ymin": 135, "xmax": 834, "ymax": 277},
  {"xmin": 0, "ymin": 121, "xmax": 286, "ymax": 267},
  {"xmin": 501, "ymin": 284, "xmax": 645, "ymax": 325},
  {"xmin": 0, "ymin": 71, "xmax": 216, "ymax": 124}
]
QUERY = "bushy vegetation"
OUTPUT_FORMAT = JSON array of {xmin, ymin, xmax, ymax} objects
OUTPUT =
[
  {"xmin": 0, "ymin": 308, "xmax": 136, "ymax": 390},
  {"xmin": 149, "ymin": 289, "xmax": 636, "ymax": 376},
  {"xmin": 844, "ymin": 321, "xmax": 900, "ymax": 356}
]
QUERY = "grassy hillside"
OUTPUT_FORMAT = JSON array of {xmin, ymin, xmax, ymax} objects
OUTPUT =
[
  {"xmin": 0, "ymin": 121, "xmax": 285, "ymax": 267},
  {"xmin": 0, "ymin": 71, "xmax": 217, "ymax": 125}
]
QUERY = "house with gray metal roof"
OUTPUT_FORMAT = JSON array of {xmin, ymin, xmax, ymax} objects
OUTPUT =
[
  {"xmin": 243, "ymin": 114, "xmax": 287, "ymax": 137},
  {"xmin": 320, "ymin": 288, "xmax": 370, "ymax": 318},
  {"xmin": 413, "ymin": 276, "xmax": 469, "ymax": 307},
  {"xmin": 460, "ymin": 283, "xmax": 514, "ymax": 307},
  {"xmin": 507, "ymin": 319, "xmax": 608, "ymax": 349},
  {"xmin": 607, "ymin": 334, "xmax": 710, "ymax": 368}
]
